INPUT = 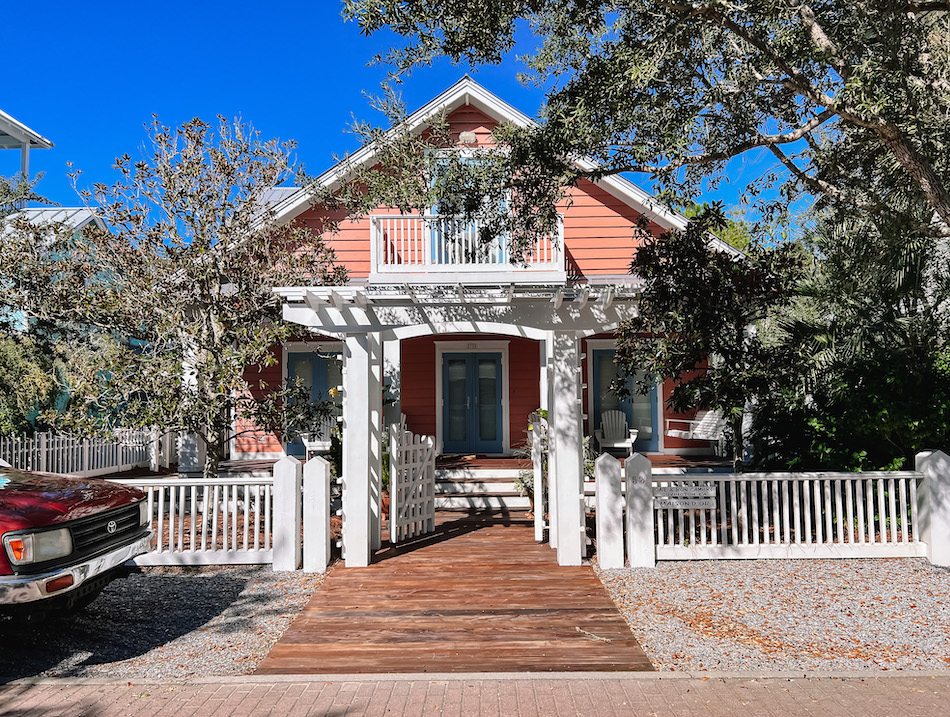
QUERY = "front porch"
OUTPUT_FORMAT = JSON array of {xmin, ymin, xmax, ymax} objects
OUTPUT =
[{"xmin": 274, "ymin": 282, "xmax": 711, "ymax": 567}]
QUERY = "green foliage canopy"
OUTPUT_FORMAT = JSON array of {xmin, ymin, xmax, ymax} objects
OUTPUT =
[
  {"xmin": 345, "ymin": 1, "xmax": 950, "ymax": 237},
  {"xmin": 0, "ymin": 117, "xmax": 345, "ymax": 479},
  {"xmin": 615, "ymin": 206, "xmax": 804, "ymax": 467}
]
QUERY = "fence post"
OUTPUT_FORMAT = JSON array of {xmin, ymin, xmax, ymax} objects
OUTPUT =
[
  {"xmin": 625, "ymin": 453, "xmax": 655, "ymax": 567},
  {"xmin": 916, "ymin": 450, "xmax": 950, "ymax": 567},
  {"xmin": 150, "ymin": 427, "xmax": 160, "ymax": 473},
  {"xmin": 595, "ymin": 453, "xmax": 624, "ymax": 569},
  {"xmin": 303, "ymin": 456, "xmax": 331, "ymax": 573},
  {"xmin": 531, "ymin": 418, "xmax": 545, "ymax": 543},
  {"xmin": 38, "ymin": 432, "xmax": 47, "ymax": 473},
  {"xmin": 273, "ymin": 456, "xmax": 302, "ymax": 571}
]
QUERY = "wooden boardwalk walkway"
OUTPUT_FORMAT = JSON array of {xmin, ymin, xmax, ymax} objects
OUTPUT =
[{"xmin": 256, "ymin": 511, "xmax": 653, "ymax": 674}]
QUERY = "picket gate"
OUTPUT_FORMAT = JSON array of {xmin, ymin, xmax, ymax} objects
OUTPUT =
[{"xmin": 389, "ymin": 424, "xmax": 436, "ymax": 543}]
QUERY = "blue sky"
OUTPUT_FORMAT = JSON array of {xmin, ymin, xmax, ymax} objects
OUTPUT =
[{"xmin": 4, "ymin": 1, "xmax": 776, "ymax": 213}]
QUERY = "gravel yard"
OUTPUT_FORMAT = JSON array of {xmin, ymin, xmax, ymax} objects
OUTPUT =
[
  {"xmin": 3, "ymin": 558, "xmax": 948, "ymax": 680},
  {"xmin": 597, "ymin": 558, "xmax": 950, "ymax": 672},
  {"xmin": 0, "ymin": 566, "xmax": 326, "ymax": 681}
]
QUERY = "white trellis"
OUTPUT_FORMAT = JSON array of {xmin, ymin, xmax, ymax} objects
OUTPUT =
[{"xmin": 389, "ymin": 424, "xmax": 436, "ymax": 543}]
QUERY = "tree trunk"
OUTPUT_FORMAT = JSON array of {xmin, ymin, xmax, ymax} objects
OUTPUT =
[
  {"xmin": 202, "ymin": 428, "xmax": 222, "ymax": 482},
  {"xmin": 731, "ymin": 412, "xmax": 744, "ymax": 473}
]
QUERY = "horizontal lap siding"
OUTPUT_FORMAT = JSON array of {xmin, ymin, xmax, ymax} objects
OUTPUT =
[
  {"xmin": 560, "ymin": 180, "xmax": 662, "ymax": 277},
  {"xmin": 400, "ymin": 337, "xmax": 438, "ymax": 438},
  {"xmin": 298, "ymin": 206, "xmax": 374, "ymax": 279},
  {"xmin": 447, "ymin": 106, "xmax": 498, "ymax": 145},
  {"xmin": 508, "ymin": 339, "xmax": 541, "ymax": 450},
  {"xmin": 237, "ymin": 346, "xmax": 284, "ymax": 455}
]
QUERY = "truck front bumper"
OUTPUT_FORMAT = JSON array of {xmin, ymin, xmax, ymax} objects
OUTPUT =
[{"xmin": 0, "ymin": 534, "xmax": 152, "ymax": 605}]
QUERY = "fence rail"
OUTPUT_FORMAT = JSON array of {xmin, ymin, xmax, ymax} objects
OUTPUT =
[
  {"xmin": 113, "ymin": 476, "xmax": 275, "ymax": 565},
  {"xmin": 0, "ymin": 429, "xmax": 155, "ymax": 477},
  {"xmin": 605, "ymin": 455, "xmax": 939, "ymax": 567}
]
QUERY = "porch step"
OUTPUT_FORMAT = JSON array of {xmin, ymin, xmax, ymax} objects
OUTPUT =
[
  {"xmin": 435, "ymin": 468, "xmax": 523, "ymax": 481},
  {"xmin": 434, "ymin": 467, "xmax": 530, "ymax": 510},
  {"xmin": 436, "ymin": 494, "xmax": 532, "ymax": 509}
]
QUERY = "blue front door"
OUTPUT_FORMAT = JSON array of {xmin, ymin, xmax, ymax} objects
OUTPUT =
[{"xmin": 442, "ymin": 352, "xmax": 503, "ymax": 454}]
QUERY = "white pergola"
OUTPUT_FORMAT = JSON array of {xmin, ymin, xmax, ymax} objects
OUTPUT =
[{"xmin": 275, "ymin": 282, "xmax": 642, "ymax": 567}]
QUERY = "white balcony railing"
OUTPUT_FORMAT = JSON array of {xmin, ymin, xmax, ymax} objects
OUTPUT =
[{"xmin": 370, "ymin": 214, "xmax": 566, "ymax": 284}]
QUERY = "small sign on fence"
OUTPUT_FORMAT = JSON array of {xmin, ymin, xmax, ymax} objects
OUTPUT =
[
  {"xmin": 654, "ymin": 498, "xmax": 717, "ymax": 509},
  {"xmin": 653, "ymin": 484, "xmax": 717, "ymax": 509}
]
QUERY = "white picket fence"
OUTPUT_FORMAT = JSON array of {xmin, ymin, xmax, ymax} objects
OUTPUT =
[
  {"xmin": 0, "ymin": 429, "xmax": 155, "ymax": 477},
  {"xmin": 117, "ymin": 476, "xmax": 276, "ymax": 565},
  {"xmin": 591, "ymin": 451, "xmax": 949, "ymax": 568},
  {"xmin": 112, "ymin": 456, "xmax": 333, "ymax": 571},
  {"xmin": 649, "ymin": 471, "xmax": 925, "ymax": 559}
]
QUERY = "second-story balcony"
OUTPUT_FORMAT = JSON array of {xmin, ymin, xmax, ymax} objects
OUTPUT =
[{"xmin": 369, "ymin": 214, "xmax": 566, "ymax": 285}]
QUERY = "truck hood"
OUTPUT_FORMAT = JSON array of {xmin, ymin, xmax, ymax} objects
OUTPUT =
[{"xmin": 0, "ymin": 467, "xmax": 146, "ymax": 532}]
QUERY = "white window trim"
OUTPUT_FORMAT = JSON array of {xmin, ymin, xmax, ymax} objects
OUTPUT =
[
  {"xmin": 434, "ymin": 339, "xmax": 511, "ymax": 456},
  {"xmin": 585, "ymin": 338, "xmax": 665, "ymax": 453}
]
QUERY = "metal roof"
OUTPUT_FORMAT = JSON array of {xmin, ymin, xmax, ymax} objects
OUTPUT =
[
  {"xmin": 4, "ymin": 207, "xmax": 106, "ymax": 232},
  {"xmin": 0, "ymin": 108, "xmax": 53, "ymax": 150}
]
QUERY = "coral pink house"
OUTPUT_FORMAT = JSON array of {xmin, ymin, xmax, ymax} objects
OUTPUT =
[{"xmin": 247, "ymin": 78, "xmax": 730, "ymax": 566}]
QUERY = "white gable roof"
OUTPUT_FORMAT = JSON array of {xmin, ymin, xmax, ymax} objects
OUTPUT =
[
  {"xmin": 272, "ymin": 76, "xmax": 740, "ymax": 256},
  {"xmin": 0, "ymin": 109, "xmax": 54, "ymax": 150}
]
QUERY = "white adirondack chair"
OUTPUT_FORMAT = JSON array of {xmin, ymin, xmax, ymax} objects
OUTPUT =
[
  {"xmin": 665, "ymin": 410, "xmax": 726, "ymax": 441},
  {"xmin": 594, "ymin": 410, "xmax": 639, "ymax": 456}
]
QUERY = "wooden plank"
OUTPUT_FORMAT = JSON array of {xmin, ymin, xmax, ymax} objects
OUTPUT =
[{"xmin": 256, "ymin": 509, "xmax": 653, "ymax": 674}]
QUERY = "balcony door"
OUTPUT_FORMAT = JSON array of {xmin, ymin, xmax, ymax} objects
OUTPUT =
[{"xmin": 441, "ymin": 352, "xmax": 504, "ymax": 454}]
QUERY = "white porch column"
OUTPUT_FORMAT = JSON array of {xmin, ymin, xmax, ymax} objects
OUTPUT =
[
  {"xmin": 550, "ymin": 330, "xmax": 585, "ymax": 566},
  {"xmin": 20, "ymin": 142, "xmax": 30, "ymax": 179},
  {"xmin": 369, "ymin": 334, "xmax": 384, "ymax": 553},
  {"xmin": 543, "ymin": 336, "xmax": 558, "ymax": 550},
  {"xmin": 342, "ymin": 332, "xmax": 383, "ymax": 566}
]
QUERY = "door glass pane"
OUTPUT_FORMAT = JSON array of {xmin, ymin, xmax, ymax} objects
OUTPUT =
[
  {"xmin": 447, "ymin": 359, "xmax": 468, "ymax": 443},
  {"xmin": 292, "ymin": 358, "xmax": 313, "ymax": 389},
  {"xmin": 477, "ymin": 358, "xmax": 498, "ymax": 442},
  {"xmin": 630, "ymin": 369, "xmax": 654, "ymax": 438},
  {"xmin": 596, "ymin": 353, "xmax": 621, "ymax": 413}
]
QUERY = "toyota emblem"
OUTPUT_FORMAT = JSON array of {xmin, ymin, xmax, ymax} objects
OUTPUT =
[{"xmin": 106, "ymin": 520, "xmax": 118, "ymax": 534}]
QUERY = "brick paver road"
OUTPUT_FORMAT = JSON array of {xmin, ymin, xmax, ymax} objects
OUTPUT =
[{"xmin": 1, "ymin": 672, "xmax": 948, "ymax": 716}]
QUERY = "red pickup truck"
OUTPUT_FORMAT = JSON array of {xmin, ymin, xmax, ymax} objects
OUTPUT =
[{"xmin": 0, "ymin": 464, "xmax": 152, "ymax": 615}]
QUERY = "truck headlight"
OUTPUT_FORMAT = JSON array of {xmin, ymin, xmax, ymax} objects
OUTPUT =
[
  {"xmin": 2, "ymin": 528, "xmax": 73, "ymax": 566},
  {"xmin": 138, "ymin": 500, "xmax": 150, "ymax": 527}
]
